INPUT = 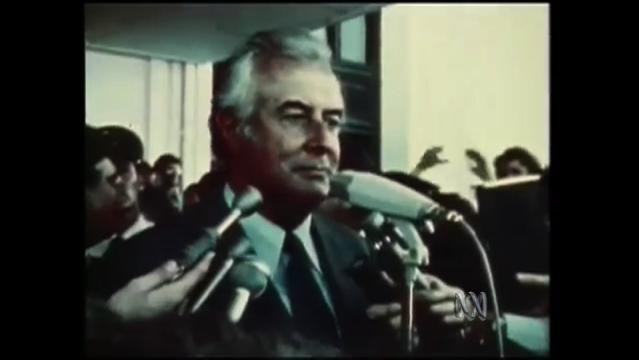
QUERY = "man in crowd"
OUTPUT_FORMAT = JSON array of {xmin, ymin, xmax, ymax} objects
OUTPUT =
[
  {"xmin": 85, "ymin": 125, "xmax": 120, "ymax": 253},
  {"xmin": 90, "ymin": 29, "xmax": 490, "ymax": 356},
  {"xmin": 494, "ymin": 146, "xmax": 544, "ymax": 179},
  {"xmin": 85, "ymin": 126, "xmax": 154, "ymax": 260},
  {"xmin": 141, "ymin": 154, "xmax": 184, "ymax": 224},
  {"xmin": 85, "ymin": 125, "xmax": 225, "ymax": 355}
]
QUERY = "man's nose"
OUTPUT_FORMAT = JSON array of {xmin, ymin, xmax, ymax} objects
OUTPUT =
[{"xmin": 305, "ymin": 117, "xmax": 340, "ymax": 162}]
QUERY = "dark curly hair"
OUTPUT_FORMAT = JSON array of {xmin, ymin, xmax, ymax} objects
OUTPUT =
[{"xmin": 494, "ymin": 147, "xmax": 543, "ymax": 179}]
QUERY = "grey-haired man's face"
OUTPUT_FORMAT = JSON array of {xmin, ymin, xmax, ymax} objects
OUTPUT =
[{"xmin": 233, "ymin": 61, "xmax": 345, "ymax": 205}]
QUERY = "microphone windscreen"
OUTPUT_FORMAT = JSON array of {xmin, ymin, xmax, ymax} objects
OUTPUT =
[
  {"xmin": 330, "ymin": 171, "xmax": 440, "ymax": 220},
  {"xmin": 363, "ymin": 212, "xmax": 385, "ymax": 230},
  {"xmin": 233, "ymin": 186, "xmax": 263, "ymax": 216},
  {"xmin": 226, "ymin": 259, "xmax": 270, "ymax": 297}
]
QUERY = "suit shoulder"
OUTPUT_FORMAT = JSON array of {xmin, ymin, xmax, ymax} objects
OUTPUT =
[{"xmin": 312, "ymin": 213, "xmax": 373, "ymax": 260}]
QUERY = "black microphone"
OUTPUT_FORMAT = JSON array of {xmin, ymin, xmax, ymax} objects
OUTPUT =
[
  {"xmin": 360, "ymin": 212, "xmax": 408, "ymax": 284},
  {"xmin": 224, "ymin": 259, "xmax": 271, "ymax": 323},
  {"xmin": 177, "ymin": 186, "xmax": 263, "ymax": 270},
  {"xmin": 360, "ymin": 213, "xmax": 428, "ymax": 285},
  {"xmin": 330, "ymin": 171, "xmax": 452, "ymax": 222},
  {"xmin": 360, "ymin": 213, "xmax": 424, "ymax": 354}
]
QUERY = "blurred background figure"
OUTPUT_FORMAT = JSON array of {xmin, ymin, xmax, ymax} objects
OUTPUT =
[
  {"xmin": 142, "ymin": 154, "xmax": 184, "ymax": 224},
  {"xmin": 154, "ymin": 154, "xmax": 183, "ymax": 201},
  {"xmin": 86, "ymin": 126, "xmax": 154, "ymax": 260},
  {"xmin": 193, "ymin": 162, "xmax": 227, "ymax": 204},
  {"xmin": 183, "ymin": 183, "xmax": 201, "ymax": 210},
  {"xmin": 135, "ymin": 160, "xmax": 154, "ymax": 192},
  {"xmin": 493, "ymin": 146, "xmax": 543, "ymax": 180},
  {"xmin": 85, "ymin": 125, "xmax": 121, "ymax": 251}
]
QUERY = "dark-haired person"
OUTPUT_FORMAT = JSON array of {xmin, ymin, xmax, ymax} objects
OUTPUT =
[
  {"xmin": 494, "ymin": 146, "xmax": 543, "ymax": 179},
  {"xmin": 135, "ymin": 160, "xmax": 153, "ymax": 192},
  {"xmin": 85, "ymin": 125, "xmax": 121, "ymax": 252},
  {"xmin": 183, "ymin": 183, "xmax": 201, "ymax": 210},
  {"xmin": 85, "ymin": 126, "xmax": 153, "ymax": 260},
  {"xmin": 142, "ymin": 154, "xmax": 184, "ymax": 224}
]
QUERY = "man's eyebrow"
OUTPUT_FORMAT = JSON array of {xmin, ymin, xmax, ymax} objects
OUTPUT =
[{"xmin": 276, "ymin": 100, "xmax": 312, "ymax": 114}]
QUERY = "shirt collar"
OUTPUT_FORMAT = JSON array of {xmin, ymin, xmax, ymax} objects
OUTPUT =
[
  {"xmin": 223, "ymin": 183, "xmax": 321, "ymax": 275},
  {"xmin": 121, "ymin": 214, "xmax": 154, "ymax": 240}
]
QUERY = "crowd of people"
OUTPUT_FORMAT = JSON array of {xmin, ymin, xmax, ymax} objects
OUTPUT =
[{"xmin": 85, "ymin": 28, "xmax": 548, "ymax": 356}]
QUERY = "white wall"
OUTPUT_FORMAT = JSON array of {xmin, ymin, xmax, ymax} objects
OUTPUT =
[
  {"xmin": 381, "ymin": 4, "xmax": 549, "ymax": 201},
  {"xmin": 85, "ymin": 50, "xmax": 213, "ymax": 186},
  {"xmin": 85, "ymin": 51, "xmax": 148, "ymax": 140}
]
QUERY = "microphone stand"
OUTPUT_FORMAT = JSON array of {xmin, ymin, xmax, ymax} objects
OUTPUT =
[
  {"xmin": 361, "ymin": 213, "xmax": 428, "ymax": 355},
  {"xmin": 400, "ymin": 247, "xmax": 421, "ymax": 355},
  {"xmin": 391, "ymin": 219, "xmax": 429, "ymax": 356}
]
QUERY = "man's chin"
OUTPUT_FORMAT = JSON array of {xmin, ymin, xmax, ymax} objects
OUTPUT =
[{"xmin": 288, "ymin": 179, "xmax": 330, "ymax": 205}]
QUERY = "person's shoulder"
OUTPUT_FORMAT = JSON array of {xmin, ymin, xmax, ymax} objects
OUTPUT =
[
  {"xmin": 311, "ymin": 213, "xmax": 373, "ymax": 265},
  {"xmin": 312, "ymin": 213, "xmax": 398, "ymax": 305},
  {"xmin": 312, "ymin": 213, "xmax": 367, "ymax": 245}
]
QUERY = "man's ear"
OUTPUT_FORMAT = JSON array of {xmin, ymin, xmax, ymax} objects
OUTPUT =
[{"xmin": 216, "ymin": 111, "xmax": 240, "ymax": 154}]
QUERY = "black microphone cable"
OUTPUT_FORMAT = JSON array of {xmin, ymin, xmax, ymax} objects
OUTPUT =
[{"xmin": 443, "ymin": 213, "xmax": 505, "ymax": 358}]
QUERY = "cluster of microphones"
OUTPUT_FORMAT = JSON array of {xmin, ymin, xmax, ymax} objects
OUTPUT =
[{"xmin": 170, "ymin": 170, "xmax": 504, "ymax": 356}]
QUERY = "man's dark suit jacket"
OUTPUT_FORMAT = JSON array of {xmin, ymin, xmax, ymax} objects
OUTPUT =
[{"xmin": 89, "ymin": 185, "xmax": 420, "ymax": 355}]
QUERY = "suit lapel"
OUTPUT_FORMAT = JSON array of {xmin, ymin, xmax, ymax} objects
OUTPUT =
[
  {"xmin": 311, "ymin": 215, "xmax": 374, "ymax": 342},
  {"xmin": 312, "ymin": 214, "xmax": 403, "ymax": 354}
]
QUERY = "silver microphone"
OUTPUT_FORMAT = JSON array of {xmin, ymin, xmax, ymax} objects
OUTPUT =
[
  {"xmin": 225, "ymin": 259, "xmax": 271, "ymax": 323},
  {"xmin": 178, "ymin": 186, "xmax": 263, "ymax": 270},
  {"xmin": 330, "ymin": 171, "xmax": 451, "ymax": 222}
]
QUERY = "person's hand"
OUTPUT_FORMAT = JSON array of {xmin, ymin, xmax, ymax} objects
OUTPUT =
[
  {"xmin": 411, "ymin": 146, "xmax": 448, "ymax": 176},
  {"xmin": 366, "ymin": 270, "xmax": 470, "ymax": 347},
  {"xmin": 465, "ymin": 149, "xmax": 492, "ymax": 181},
  {"xmin": 106, "ymin": 252, "xmax": 214, "ymax": 322},
  {"xmin": 413, "ymin": 272, "xmax": 467, "ymax": 327}
]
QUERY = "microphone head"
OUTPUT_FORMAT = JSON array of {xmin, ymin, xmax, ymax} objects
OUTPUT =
[
  {"xmin": 330, "ymin": 170, "xmax": 443, "ymax": 221},
  {"xmin": 362, "ymin": 211, "xmax": 385, "ymax": 230},
  {"xmin": 361, "ymin": 212, "xmax": 412, "ymax": 252},
  {"xmin": 329, "ymin": 172, "xmax": 354, "ymax": 200},
  {"xmin": 233, "ymin": 186, "xmax": 263, "ymax": 216},
  {"xmin": 226, "ymin": 258, "xmax": 270, "ymax": 298}
]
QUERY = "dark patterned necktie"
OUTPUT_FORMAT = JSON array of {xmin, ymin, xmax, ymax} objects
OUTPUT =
[{"xmin": 282, "ymin": 232, "xmax": 338, "ymax": 344}]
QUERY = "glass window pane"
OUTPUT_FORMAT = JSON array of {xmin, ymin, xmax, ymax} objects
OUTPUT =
[{"xmin": 340, "ymin": 16, "xmax": 366, "ymax": 63}]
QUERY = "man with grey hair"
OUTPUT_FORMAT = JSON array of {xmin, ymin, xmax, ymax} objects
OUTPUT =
[{"xmin": 92, "ymin": 29, "xmax": 483, "ymax": 356}]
